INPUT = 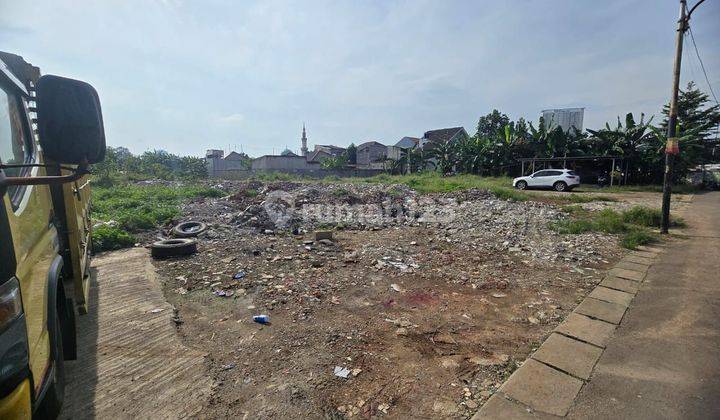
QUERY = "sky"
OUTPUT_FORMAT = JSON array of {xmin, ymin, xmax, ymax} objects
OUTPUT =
[{"xmin": 1, "ymin": 0, "xmax": 719, "ymax": 157}]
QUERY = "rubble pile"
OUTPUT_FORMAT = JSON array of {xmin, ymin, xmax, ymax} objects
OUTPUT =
[{"xmin": 151, "ymin": 179, "xmax": 623, "ymax": 419}]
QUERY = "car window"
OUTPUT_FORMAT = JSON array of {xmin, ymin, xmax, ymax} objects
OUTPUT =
[
  {"xmin": 0, "ymin": 85, "xmax": 35, "ymax": 210},
  {"xmin": 568, "ymin": 170, "xmax": 578, "ymax": 176},
  {"xmin": 547, "ymin": 170, "xmax": 563, "ymax": 176},
  {"xmin": 534, "ymin": 170, "xmax": 551, "ymax": 177}
]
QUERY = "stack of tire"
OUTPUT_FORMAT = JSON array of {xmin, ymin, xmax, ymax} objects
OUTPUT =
[{"xmin": 150, "ymin": 221, "xmax": 206, "ymax": 259}]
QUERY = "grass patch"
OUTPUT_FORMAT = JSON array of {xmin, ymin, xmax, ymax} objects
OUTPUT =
[
  {"xmin": 553, "ymin": 206, "xmax": 672, "ymax": 249},
  {"xmin": 622, "ymin": 206, "xmax": 685, "ymax": 228},
  {"xmin": 93, "ymin": 225, "xmax": 137, "ymax": 252},
  {"xmin": 91, "ymin": 183, "xmax": 224, "ymax": 251},
  {"xmin": 620, "ymin": 230, "xmax": 658, "ymax": 250},
  {"xmin": 597, "ymin": 184, "xmax": 700, "ymax": 194}
]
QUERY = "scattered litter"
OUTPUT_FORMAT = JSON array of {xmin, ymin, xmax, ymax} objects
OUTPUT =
[
  {"xmin": 491, "ymin": 293, "xmax": 507, "ymax": 298},
  {"xmin": 253, "ymin": 314, "xmax": 270, "ymax": 324},
  {"xmin": 149, "ymin": 308, "xmax": 165, "ymax": 314},
  {"xmin": 351, "ymin": 368, "xmax": 362, "ymax": 377},
  {"xmin": 213, "ymin": 289, "xmax": 234, "ymax": 297},
  {"xmin": 333, "ymin": 366, "xmax": 351, "ymax": 378},
  {"xmin": 390, "ymin": 283, "xmax": 402, "ymax": 292},
  {"xmin": 233, "ymin": 271, "xmax": 246, "ymax": 279},
  {"xmin": 221, "ymin": 363, "xmax": 236, "ymax": 371}
]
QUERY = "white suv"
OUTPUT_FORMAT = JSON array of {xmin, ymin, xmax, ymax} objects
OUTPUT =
[{"xmin": 513, "ymin": 169, "xmax": 580, "ymax": 192}]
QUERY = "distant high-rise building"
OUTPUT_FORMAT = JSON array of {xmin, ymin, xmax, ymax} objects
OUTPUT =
[{"xmin": 541, "ymin": 108, "xmax": 584, "ymax": 133}]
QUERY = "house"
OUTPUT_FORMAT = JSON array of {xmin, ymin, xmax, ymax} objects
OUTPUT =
[
  {"xmin": 225, "ymin": 151, "xmax": 248, "ymax": 160},
  {"xmin": 206, "ymin": 149, "xmax": 250, "ymax": 176},
  {"xmin": 307, "ymin": 149, "xmax": 334, "ymax": 163},
  {"xmin": 420, "ymin": 127, "xmax": 469, "ymax": 150},
  {"xmin": 251, "ymin": 155, "xmax": 320, "ymax": 171},
  {"xmin": 395, "ymin": 136, "xmax": 420, "ymax": 149},
  {"xmin": 356, "ymin": 141, "xmax": 387, "ymax": 169},
  {"xmin": 313, "ymin": 144, "xmax": 346, "ymax": 157}
]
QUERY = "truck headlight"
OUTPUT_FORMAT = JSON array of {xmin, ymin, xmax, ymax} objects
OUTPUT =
[
  {"xmin": 0, "ymin": 278, "xmax": 23, "ymax": 331},
  {"xmin": 0, "ymin": 278, "xmax": 29, "ymax": 392}
]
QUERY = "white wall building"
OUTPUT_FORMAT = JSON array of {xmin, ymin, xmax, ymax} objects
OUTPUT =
[{"xmin": 542, "ymin": 108, "xmax": 584, "ymax": 133}]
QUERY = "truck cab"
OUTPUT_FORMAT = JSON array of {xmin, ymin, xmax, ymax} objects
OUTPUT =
[{"xmin": 0, "ymin": 52, "xmax": 105, "ymax": 419}]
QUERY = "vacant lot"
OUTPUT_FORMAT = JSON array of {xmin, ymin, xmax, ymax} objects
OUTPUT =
[{"xmin": 139, "ymin": 178, "xmax": 654, "ymax": 419}]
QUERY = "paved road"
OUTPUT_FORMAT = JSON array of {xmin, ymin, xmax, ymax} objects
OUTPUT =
[
  {"xmin": 60, "ymin": 248, "xmax": 212, "ymax": 419},
  {"xmin": 568, "ymin": 192, "xmax": 720, "ymax": 419}
]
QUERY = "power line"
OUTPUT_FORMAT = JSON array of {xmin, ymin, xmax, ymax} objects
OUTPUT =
[{"xmin": 688, "ymin": 25, "xmax": 719, "ymax": 105}]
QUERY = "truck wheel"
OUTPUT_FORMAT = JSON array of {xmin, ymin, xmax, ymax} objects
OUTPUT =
[
  {"xmin": 150, "ymin": 239, "xmax": 198, "ymax": 259},
  {"xmin": 172, "ymin": 221, "xmax": 207, "ymax": 238},
  {"xmin": 36, "ymin": 289, "xmax": 67, "ymax": 419},
  {"xmin": 554, "ymin": 181, "xmax": 567, "ymax": 192}
]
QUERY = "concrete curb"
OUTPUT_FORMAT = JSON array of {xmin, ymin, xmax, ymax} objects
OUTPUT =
[{"xmin": 472, "ymin": 245, "xmax": 664, "ymax": 419}]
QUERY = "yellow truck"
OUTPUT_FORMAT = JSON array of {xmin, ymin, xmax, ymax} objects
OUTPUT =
[{"xmin": 0, "ymin": 52, "xmax": 106, "ymax": 418}]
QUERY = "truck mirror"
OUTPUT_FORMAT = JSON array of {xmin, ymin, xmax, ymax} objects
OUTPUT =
[{"xmin": 36, "ymin": 75, "xmax": 106, "ymax": 164}]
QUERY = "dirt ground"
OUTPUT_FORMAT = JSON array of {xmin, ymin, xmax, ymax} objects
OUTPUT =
[{"xmin": 145, "ymin": 181, "xmax": 640, "ymax": 419}]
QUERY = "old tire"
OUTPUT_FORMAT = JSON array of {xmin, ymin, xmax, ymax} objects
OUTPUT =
[
  {"xmin": 150, "ymin": 239, "xmax": 198, "ymax": 259},
  {"xmin": 515, "ymin": 181, "xmax": 527, "ymax": 190},
  {"xmin": 554, "ymin": 181, "xmax": 567, "ymax": 192},
  {"xmin": 172, "ymin": 221, "xmax": 207, "ymax": 238}
]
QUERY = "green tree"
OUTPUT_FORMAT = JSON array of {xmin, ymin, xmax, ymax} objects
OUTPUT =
[
  {"xmin": 659, "ymin": 82, "xmax": 720, "ymax": 171},
  {"xmin": 345, "ymin": 143, "xmax": 357, "ymax": 164},
  {"xmin": 476, "ymin": 109, "xmax": 510, "ymax": 139},
  {"xmin": 320, "ymin": 155, "xmax": 348, "ymax": 169}
]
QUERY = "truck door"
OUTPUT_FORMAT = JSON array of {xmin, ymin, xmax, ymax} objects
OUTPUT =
[{"xmin": 0, "ymin": 78, "xmax": 56, "ymax": 397}]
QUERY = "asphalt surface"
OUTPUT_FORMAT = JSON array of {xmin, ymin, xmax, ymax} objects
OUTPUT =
[{"xmin": 568, "ymin": 192, "xmax": 720, "ymax": 419}]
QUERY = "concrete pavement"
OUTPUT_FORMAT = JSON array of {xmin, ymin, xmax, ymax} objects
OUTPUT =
[
  {"xmin": 568, "ymin": 191, "xmax": 720, "ymax": 419},
  {"xmin": 474, "ymin": 191, "xmax": 720, "ymax": 419}
]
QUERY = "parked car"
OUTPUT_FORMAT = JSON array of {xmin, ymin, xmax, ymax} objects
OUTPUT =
[{"xmin": 513, "ymin": 169, "xmax": 580, "ymax": 192}]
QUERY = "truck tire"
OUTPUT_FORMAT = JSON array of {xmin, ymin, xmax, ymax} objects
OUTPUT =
[
  {"xmin": 172, "ymin": 221, "xmax": 207, "ymax": 238},
  {"xmin": 150, "ymin": 239, "xmax": 198, "ymax": 259}
]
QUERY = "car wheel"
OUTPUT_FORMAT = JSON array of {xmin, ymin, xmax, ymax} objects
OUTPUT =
[
  {"xmin": 172, "ymin": 221, "xmax": 207, "ymax": 238},
  {"xmin": 150, "ymin": 238, "xmax": 198, "ymax": 259},
  {"xmin": 554, "ymin": 181, "xmax": 567, "ymax": 192},
  {"xmin": 515, "ymin": 181, "xmax": 527, "ymax": 190}
]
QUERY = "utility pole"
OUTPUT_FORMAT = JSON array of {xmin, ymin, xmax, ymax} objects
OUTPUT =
[
  {"xmin": 661, "ymin": 0, "xmax": 688, "ymax": 234},
  {"xmin": 661, "ymin": 0, "xmax": 707, "ymax": 233}
]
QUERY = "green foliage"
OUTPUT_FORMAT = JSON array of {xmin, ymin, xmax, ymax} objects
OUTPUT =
[
  {"xmin": 382, "ymin": 83, "xmax": 716, "ymax": 184},
  {"xmin": 622, "ymin": 206, "xmax": 685, "ymax": 228},
  {"xmin": 93, "ymin": 225, "xmax": 136, "ymax": 252},
  {"xmin": 553, "ymin": 206, "xmax": 676, "ymax": 249},
  {"xmin": 620, "ymin": 230, "xmax": 658, "ymax": 250},
  {"xmin": 92, "ymin": 147, "xmax": 209, "ymax": 184},
  {"xmin": 320, "ymin": 154, "xmax": 348, "ymax": 169},
  {"xmin": 93, "ymin": 184, "xmax": 223, "ymax": 237},
  {"xmin": 345, "ymin": 143, "xmax": 357, "ymax": 165}
]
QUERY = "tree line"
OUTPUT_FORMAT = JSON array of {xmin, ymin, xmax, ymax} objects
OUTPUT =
[
  {"xmin": 391, "ymin": 82, "xmax": 719, "ymax": 184},
  {"xmin": 94, "ymin": 147, "xmax": 208, "ymax": 185}
]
